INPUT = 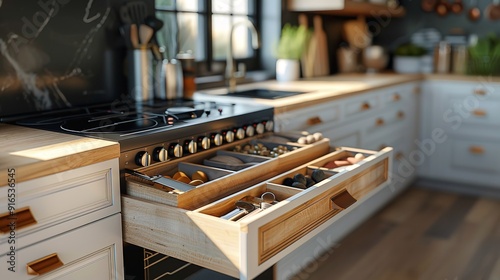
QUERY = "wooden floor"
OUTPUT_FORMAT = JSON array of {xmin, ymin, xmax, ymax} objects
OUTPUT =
[{"xmin": 296, "ymin": 186, "xmax": 500, "ymax": 280}]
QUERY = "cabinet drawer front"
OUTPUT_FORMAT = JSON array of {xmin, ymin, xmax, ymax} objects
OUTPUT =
[
  {"xmin": 257, "ymin": 155, "xmax": 388, "ymax": 264},
  {"xmin": 449, "ymin": 98, "xmax": 500, "ymax": 127},
  {"xmin": 344, "ymin": 95, "xmax": 379, "ymax": 117},
  {"xmin": 0, "ymin": 214, "xmax": 123, "ymax": 280},
  {"xmin": 381, "ymin": 84, "xmax": 417, "ymax": 106},
  {"xmin": 451, "ymin": 138, "xmax": 500, "ymax": 173},
  {"xmin": 0, "ymin": 160, "xmax": 119, "ymax": 244},
  {"xmin": 275, "ymin": 102, "xmax": 340, "ymax": 132},
  {"xmin": 122, "ymin": 147, "xmax": 392, "ymax": 280}
]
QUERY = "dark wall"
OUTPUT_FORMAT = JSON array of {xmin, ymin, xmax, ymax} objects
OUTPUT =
[{"xmin": 375, "ymin": 0, "xmax": 500, "ymax": 50}]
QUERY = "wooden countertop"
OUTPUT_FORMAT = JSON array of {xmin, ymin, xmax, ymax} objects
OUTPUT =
[
  {"xmin": 193, "ymin": 73, "xmax": 500, "ymax": 114},
  {"xmin": 0, "ymin": 124, "xmax": 119, "ymax": 184}
]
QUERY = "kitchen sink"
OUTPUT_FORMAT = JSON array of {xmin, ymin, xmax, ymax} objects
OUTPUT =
[{"xmin": 226, "ymin": 88, "xmax": 308, "ymax": 99}]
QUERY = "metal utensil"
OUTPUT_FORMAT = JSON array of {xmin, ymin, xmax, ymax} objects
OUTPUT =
[
  {"xmin": 220, "ymin": 201, "xmax": 256, "ymax": 221},
  {"xmin": 124, "ymin": 169, "xmax": 195, "ymax": 192}
]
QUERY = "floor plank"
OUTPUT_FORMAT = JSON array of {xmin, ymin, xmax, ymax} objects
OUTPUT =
[{"xmin": 297, "ymin": 186, "xmax": 500, "ymax": 280}]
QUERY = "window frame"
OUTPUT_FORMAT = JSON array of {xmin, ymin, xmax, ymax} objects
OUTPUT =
[{"xmin": 155, "ymin": 0, "xmax": 261, "ymax": 77}]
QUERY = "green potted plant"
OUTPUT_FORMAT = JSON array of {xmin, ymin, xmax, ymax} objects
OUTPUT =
[
  {"xmin": 393, "ymin": 43, "xmax": 427, "ymax": 73},
  {"xmin": 468, "ymin": 34, "xmax": 500, "ymax": 76},
  {"xmin": 275, "ymin": 24, "xmax": 310, "ymax": 82}
]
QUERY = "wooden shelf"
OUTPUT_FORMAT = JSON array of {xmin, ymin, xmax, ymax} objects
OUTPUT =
[{"xmin": 289, "ymin": 0, "xmax": 406, "ymax": 18}]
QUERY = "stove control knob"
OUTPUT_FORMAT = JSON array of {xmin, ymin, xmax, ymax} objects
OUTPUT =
[
  {"xmin": 169, "ymin": 143, "xmax": 183, "ymax": 158},
  {"xmin": 152, "ymin": 147, "xmax": 168, "ymax": 162},
  {"xmin": 236, "ymin": 128, "xmax": 245, "ymax": 140},
  {"xmin": 212, "ymin": 133, "xmax": 223, "ymax": 146},
  {"xmin": 185, "ymin": 139, "xmax": 198, "ymax": 154},
  {"xmin": 256, "ymin": 122, "xmax": 265, "ymax": 135},
  {"xmin": 198, "ymin": 136, "xmax": 211, "ymax": 150},
  {"xmin": 224, "ymin": 130, "xmax": 235, "ymax": 143},
  {"xmin": 135, "ymin": 151, "xmax": 151, "ymax": 167},
  {"xmin": 265, "ymin": 120, "xmax": 274, "ymax": 132},
  {"xmin": 245, "ymin": 125, "xmax": 255, "ymax": 137}
]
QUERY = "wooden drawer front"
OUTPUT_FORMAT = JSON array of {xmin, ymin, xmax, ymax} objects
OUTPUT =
[
  {"xmin": 0, "ymin": 214, "xmax": 123, "ymax": 280},
  {"xmin": 451, "ymin": 138, "xmax": 500, "ymax": 173},
  {"xmin": 0, "ymin": 160, "xmax": 119, "ymax": 244},
  {"xmin": 122, "ymin": 147, "xmax": 391, "ymax": 280},
  {"xmin": 258, "ymin": 157, "xmax": 388, "ymax": 264},
  {"xmin": 344, "ymin": 95, "xmax": 379, "ymax": 118},
  {"xmin": 274, "ymin": 102, "xmax": 340, "ymax": 132}
]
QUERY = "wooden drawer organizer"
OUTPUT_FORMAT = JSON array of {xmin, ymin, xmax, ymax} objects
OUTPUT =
[
  {"xmin": 125, "ymin": 134, "xmax": 330, "ymax": 210},
  {"xmin": 122, "ymin": 144, "xmax": 392, "ymax": 279}
]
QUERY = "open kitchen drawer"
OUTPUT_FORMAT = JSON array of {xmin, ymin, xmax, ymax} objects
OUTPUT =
[
  {"xmin": 122, "ymin": 146, "xmax": 392, "ymax": 279},
  {"xmin": 125, "ymin": 134, "xmax": 330, "ymax": 210}
]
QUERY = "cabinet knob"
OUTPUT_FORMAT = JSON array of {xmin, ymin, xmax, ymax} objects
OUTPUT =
[
  {"xmin": 375, "ymin": 118, "xmax": 385, "ymax": 126},
  {"xmin": 472, "ymin": 109, "xmax": 487, "ymax": 117},
  {"xmin": 27, "ymin": 253, "xmax": 64, "ymax": 276},
  {"xmin": 474, "ymin": 88, "xmax": 487, "ymax": 96},
  {"xmin": 469, "ymin": 146, "xmax": 485, "ymax": 155},
  {"xmin": 361, "ymin": 102, "xmax": 371, "ymax": 111},
  {"xmin": 397, "ymin": 111, "xmax": 406, "ymax": 119},
  {"xmin": 395, "ymin": 152, "xmax": 405, "ymax": 160},
  {"xmin": 307, "ymin": 116, "xmax": 323, "ymax": 125},
  {"xmin": 393, "ymin": 93, "xmax": 401, "ymax": 101}
]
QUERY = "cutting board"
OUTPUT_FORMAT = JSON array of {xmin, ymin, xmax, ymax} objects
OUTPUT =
[
  {"xmin": 298, "ymin": 14, "xmax": 314, "ymax": 78},
  {"xmin": 312, "ymin": 15, "xmax": 329, "ymax": 76}
]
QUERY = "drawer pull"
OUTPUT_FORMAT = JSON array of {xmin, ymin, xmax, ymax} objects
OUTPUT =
[
  {"xmin": 27, "ymin": 253, "xmax": 64, "ymax": 276},
  {"xmin": 472, "ymin": 109, "xmax": 487, "ymax": 117},
  {"xmin": 474, "ymin": 89, "xmax": 487, "ymax": 96},
  {"xmin": 397, "ymin": 111, "xmax": 405, "ymax": 119},
  {"xmin": 307, "ymin": 116, "xmax": 323, "ymax": 125},
  {"xmin": 361, "ymin": 102, "xmax": 371, "ymax": 111},
  {"xmin": 0, "ymin": 207, "xmax": 37, "ymax": 233},
  {"xmin": 375, "ymin": 118, "xmax": 385, "ymax": 126},
  {"xmin": 331, "ymin": 190, "xmax": 357, "ymax": 210},
  {"xmin": 413, "ymin": 86, "xmax": 421, "ymax": 94},
  {"xmin": 469, "ymin": 146, "xmax": 485, "ymax": 155},
  {"xmin": 393, "ymin": 93, "xmax": 401, "ymax": 101}
]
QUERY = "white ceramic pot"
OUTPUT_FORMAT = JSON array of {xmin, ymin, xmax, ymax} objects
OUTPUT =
[
  {"xmin": 393, "ymin": 56, "xmax": 422, "ymax": 74},
  {"xmin": 276, "ymin": 59, "xmax": 300, "ymax": 82}
]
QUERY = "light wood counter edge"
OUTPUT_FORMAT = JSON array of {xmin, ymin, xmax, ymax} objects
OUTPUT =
[{"xmin": 0, "ymin": 124, "xmax": 120, "ymax": 184}]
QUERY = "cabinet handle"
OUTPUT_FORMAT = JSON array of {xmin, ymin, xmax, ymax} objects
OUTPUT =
[
  {"xmin": 361, "ymin": 102, "xmax": 371, "ymax": 111},
  {"xmin": 0, "ymin": 207, "xmax": 37, "ymax": 233},
  {"xmin": 472, "ymin": 109, "xmax": 487, "ymax": 117},
  {"xmin": 375, "ymin": 118, "xmax": 385, "ymax": 126},
  {"xmin": 413, "ymin": 86, "xmax": 421, "ymax": 94},
  {"xmin": 397, "ymin": 111, "xmax": 405, "ymax": 119},
  {"xmin": 27, "ymin": 253, "xmax": 64, "ymax": 276},
  {"xmin": 469, "ymin": 146, "xmax": 485, "ymax": 155},
  {"xmin": 307, "ymin": 116, "xmax": 323, "ymax": 125},
  {"xmin": 474, "ymin": 88, "xmax": 487, "ymax": 96},
  {"xmin": 331, "ymin": 189, "xmax": 357, "ymax": 210},
  {"xmin": 393, "ymin": 93, "xmax": 401, "ymax": 102}
]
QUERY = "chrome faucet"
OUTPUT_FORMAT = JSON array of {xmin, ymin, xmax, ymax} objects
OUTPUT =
[{"xmin": 226, "ymin": 19, "xmax": 260, "ymax": 93}]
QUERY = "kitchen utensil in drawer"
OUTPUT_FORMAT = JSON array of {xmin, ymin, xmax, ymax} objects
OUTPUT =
[{"xmin": 125, "ymin": 169, "xmax": 195, "ymax": 192}]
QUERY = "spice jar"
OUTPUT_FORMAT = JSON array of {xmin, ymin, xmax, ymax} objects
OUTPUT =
[
  {"xmin": 452, "ymin": 45, "xmax": 468, "ymax": 75},
  {"xmin": 434, "ymin": 41, "xmax": 451, "ymax": 73}
]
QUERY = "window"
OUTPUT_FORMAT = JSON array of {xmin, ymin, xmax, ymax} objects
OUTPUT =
[{"xmin": 155, "ymin": 0, "xmax": 260, "ymax": 77}]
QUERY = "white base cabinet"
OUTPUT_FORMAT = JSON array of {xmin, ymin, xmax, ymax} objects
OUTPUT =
[
  {"xmin": 0, "ymin": 159, "xmax": 123, "ymax": 279},
  {"xmin": 419, "ymin": 80, "xmax": 500, "ymax": 188}
]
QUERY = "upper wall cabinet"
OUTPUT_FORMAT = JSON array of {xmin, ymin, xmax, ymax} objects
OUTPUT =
[{"xmin": 287, "ymin": 0, "xmax": 406, "ymax": 18}]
